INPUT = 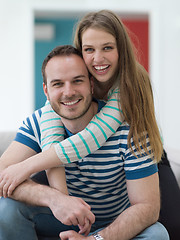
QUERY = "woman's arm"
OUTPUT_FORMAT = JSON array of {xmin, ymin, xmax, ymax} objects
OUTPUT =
[
  {"xmin": 0, "ymin": 89, "xmax": 123, "ymax": 196},
  {"xmin": 0, "ymin": 141, "xmax": 37, "ymax": 171},
  {"xmin": 46, "ymin": 167, "xmax": 68, "ymax": 194},
  {"xmin": 43, "ymin": 88, "xmax": 123, "ymax": 163},
  {"xmin": 40, "ymin": 102, "xmax": 64, "ymax": 151},
  {"xmin": 0, "ymin": 146, "xmax": 59, "ymax": 197}
]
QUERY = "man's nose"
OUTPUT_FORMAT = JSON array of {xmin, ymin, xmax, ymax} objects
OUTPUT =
[{"xmin": 63, "ymin": 83, "xmax": 75, "ymax": 97}]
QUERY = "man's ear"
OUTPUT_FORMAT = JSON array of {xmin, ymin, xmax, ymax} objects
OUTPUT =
[
  {"xmin": 90, "ymin": 77, "xmax": 94, "ymax": 95},
  {"xmin": 43, "ymin": 83, "xmax": 49, "ymax": 100}
]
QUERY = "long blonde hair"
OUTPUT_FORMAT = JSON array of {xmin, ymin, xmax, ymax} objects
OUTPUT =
[{"xmin": 74, "ymin": 10, "xmax": 163, "ymax": 162}]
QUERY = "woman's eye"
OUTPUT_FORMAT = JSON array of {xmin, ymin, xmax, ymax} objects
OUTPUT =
[{"xmin": 104, "ymin": 46, "xmax": 113, "ymax": 50}]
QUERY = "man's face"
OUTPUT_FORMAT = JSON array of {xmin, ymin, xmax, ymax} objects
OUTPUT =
[{"xmin": 43, "ymin": 54, "xmax": 93, "ymax": 121}]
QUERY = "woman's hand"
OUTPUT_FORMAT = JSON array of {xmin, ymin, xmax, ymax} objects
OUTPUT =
[{"xmin": 0, "ymin": 162, "xmax": 31, "ymax": 197}]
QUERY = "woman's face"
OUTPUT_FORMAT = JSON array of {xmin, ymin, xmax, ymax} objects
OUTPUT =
[{"xmin": 82, "ymin": 28, "xmax": 119, "ymax": 84}]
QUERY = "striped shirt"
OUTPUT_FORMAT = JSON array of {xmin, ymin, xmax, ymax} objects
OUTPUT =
[{"xmin": 15, "ymin": 101, "xmax": 158, "ymax": 221}]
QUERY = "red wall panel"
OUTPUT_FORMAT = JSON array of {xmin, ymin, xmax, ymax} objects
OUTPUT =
[{"xmin": 122, "ymin": 18, "xmax": 149, "ymax": 72}]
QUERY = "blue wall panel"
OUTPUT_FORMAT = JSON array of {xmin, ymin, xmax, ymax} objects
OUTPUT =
[{"xmin": 34, "ymin": 18, "xmax": 77, "ymax": 109}]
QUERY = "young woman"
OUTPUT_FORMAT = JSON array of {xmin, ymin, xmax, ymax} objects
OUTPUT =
[
  {"xmin": 40, "ymin": 10, "xmax": 162, "ymax": 164},
  {"xmin": 0, "ymin": 10, "xmax": 162, "ymax": 196}
]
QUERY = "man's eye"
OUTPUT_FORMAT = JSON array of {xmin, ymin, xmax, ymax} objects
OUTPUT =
[
  {"xmin": 84, "ymin": 48, "xmax": 94, "ymax": 53},
  {"xmin": 52, "ymin": 82, "xmax": 62, "ymax": 87},
  {"xmin": 74, "ymin": 79, "xmax": 83, "ymax": 84}
]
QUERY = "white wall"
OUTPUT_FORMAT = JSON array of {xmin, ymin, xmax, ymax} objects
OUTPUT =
[
  {"xmin": 0, "ymin": 0, "xmax": 34, "ymax": 131},
  {"xmin": 0, "ymin": 0, "xmax": 180, "ymax": 152}
]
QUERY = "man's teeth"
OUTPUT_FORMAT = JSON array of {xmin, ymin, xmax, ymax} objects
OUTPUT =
[
  {"xmin": 63, "ymin": 100, "xmax": 79, "ymax": 106},
  {"xmin": 94, "ymin": 65, "xmax": 109, "ymax": 71}
]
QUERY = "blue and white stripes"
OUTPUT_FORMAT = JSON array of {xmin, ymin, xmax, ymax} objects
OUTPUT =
[
  {"xmin": 15, "ymin": 108, "xmax": 157, "ymax": 220},
  {"xmin": 64, "ymin": 123, "xmax": 157, "ymax": 219}
]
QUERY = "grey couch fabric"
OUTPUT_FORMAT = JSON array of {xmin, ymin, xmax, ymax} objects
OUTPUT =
[{"xmin": 0, "ymin": 131, "xmax": 16, "ymax": 156}]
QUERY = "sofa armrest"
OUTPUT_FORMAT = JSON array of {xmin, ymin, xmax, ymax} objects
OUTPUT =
[
  {"xmin": 0, "ymin": 131, "xmax": 16, "ymax": 156},
  {"xmin": 165, "ymin": 146, "xmax": 180, "ymax": 187}
]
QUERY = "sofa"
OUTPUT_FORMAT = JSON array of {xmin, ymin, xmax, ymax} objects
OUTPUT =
[{"xmin": 0, "ymin": 131, "xmax": 180, "ymax": 239}]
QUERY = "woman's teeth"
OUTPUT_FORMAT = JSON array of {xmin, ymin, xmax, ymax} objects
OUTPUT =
[{"xmin": 94, "ymin": 65, "xmax": 109, "ymax": 72}]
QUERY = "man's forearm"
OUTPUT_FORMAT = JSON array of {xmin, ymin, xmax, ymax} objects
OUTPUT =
[
  {"xmin": 99, "ymin": 203, "xmax": 159, "ymax": 240},
  {"xmin": 10, "ymin": 179, "xmax": 56, "ymax": 207},
  {"xmin": 10, "ymin": 179, "xmax": 95, "ymax": 228}
]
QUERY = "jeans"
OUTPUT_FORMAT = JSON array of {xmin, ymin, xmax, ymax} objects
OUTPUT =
[{"xmin": 0, "ymin": 197, "xmax": 169, "ymax": 240}]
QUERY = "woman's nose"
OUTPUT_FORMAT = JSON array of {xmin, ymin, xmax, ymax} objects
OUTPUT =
[{"xmin": 93, "ymin": 51, "xmax": 104, "ymax": 63}]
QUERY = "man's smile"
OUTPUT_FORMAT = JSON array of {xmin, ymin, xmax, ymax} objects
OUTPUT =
[{"xmin": 61, "ymin": 99, "xmax": 81, "ymax": 106}]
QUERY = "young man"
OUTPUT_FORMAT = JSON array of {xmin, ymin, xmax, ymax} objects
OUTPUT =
[{"xmin": 0, "ymin": 45, "xmax": 169, "ymax": 240}]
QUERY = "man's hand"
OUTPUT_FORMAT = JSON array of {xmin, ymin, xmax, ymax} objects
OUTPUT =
[
  {"xmin": 78, "ymin": 218, "xmax": 92, "ymax": 236},
  {"xmin": 0, "ymin": 162, "xmax": 31, "ymax": 197},
  {"xmin": 60, "ymin": 230, "xmax": 93, "ymax": 240},
  {"xmin": 48, "ymin": 192, "xmax": 95, "ymax": 235}
]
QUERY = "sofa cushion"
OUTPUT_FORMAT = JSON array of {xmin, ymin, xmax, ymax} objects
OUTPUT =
[
  {"xmin": 165, "ymin": 146, "xmax": 180, "ymax": 187},
  {"xmin": 0, "ymin": 131, "xmax": 16, "ymax": 156}
]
